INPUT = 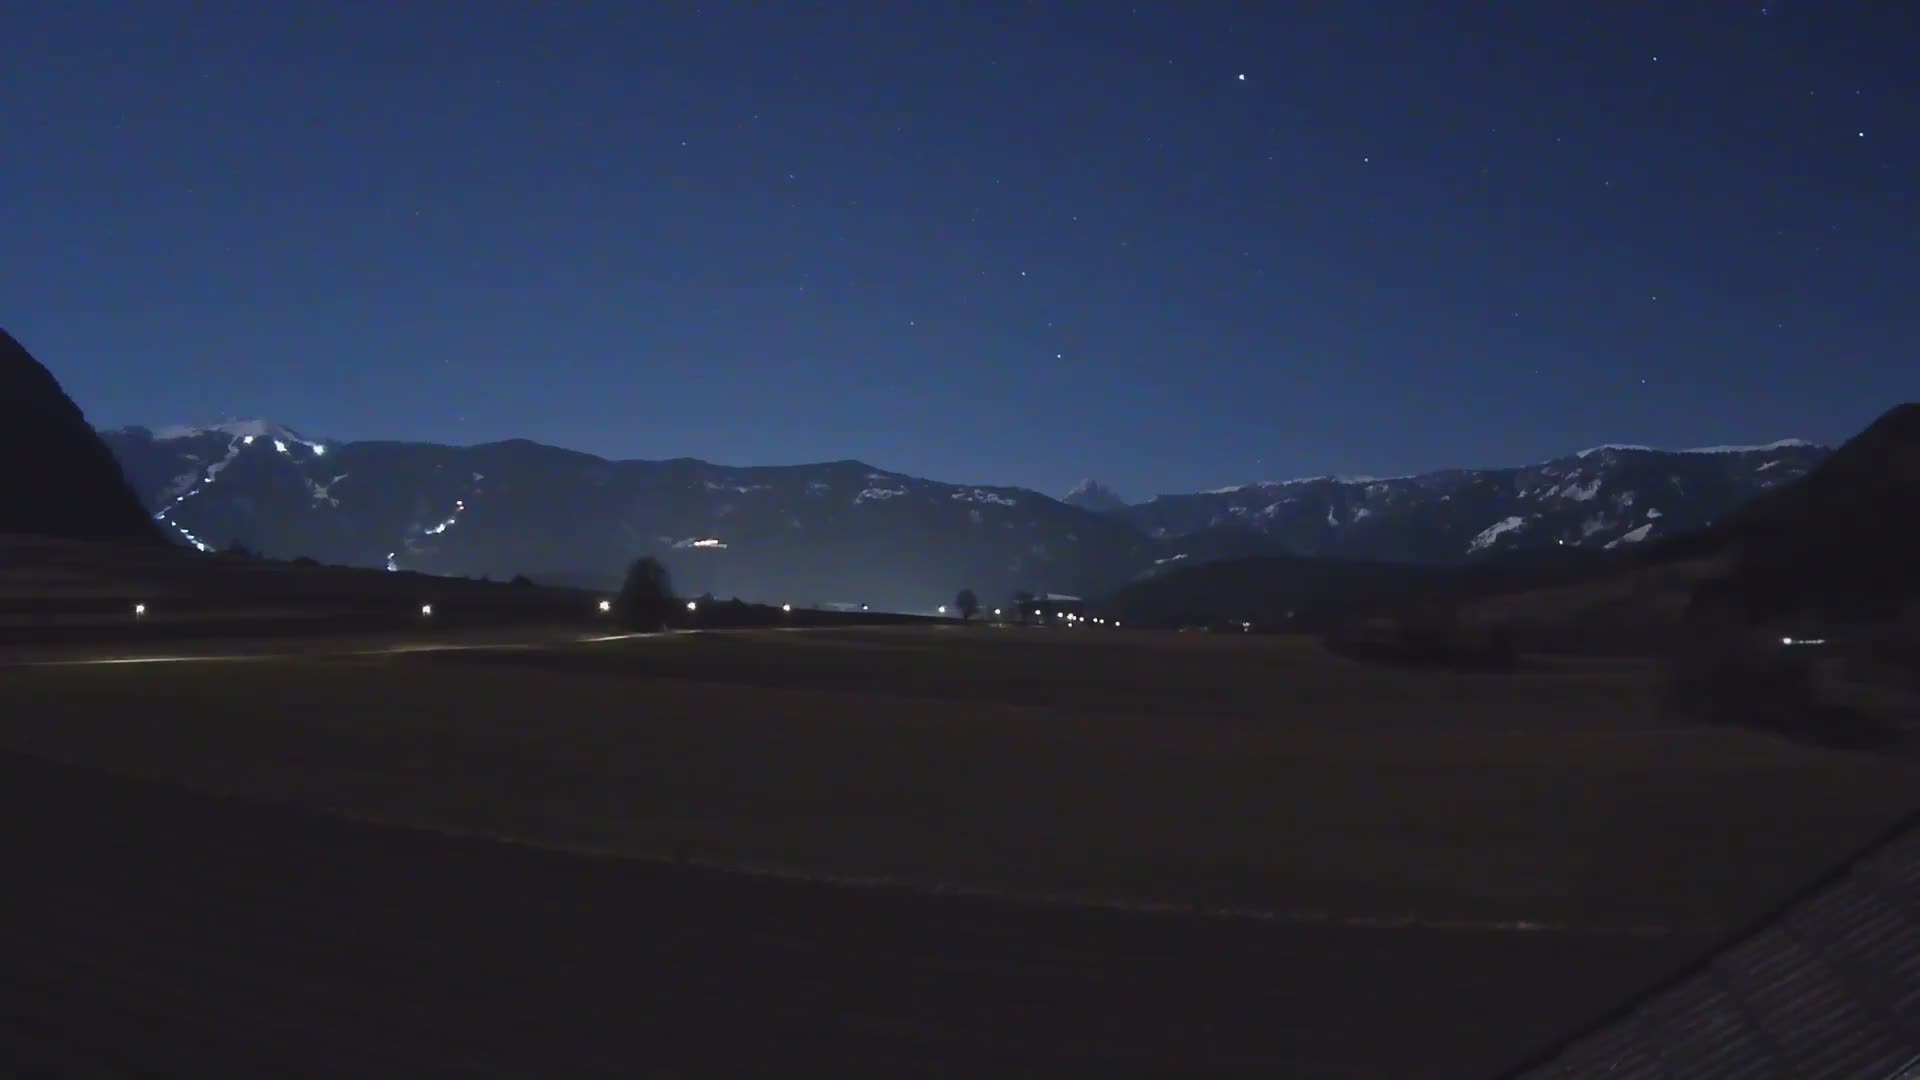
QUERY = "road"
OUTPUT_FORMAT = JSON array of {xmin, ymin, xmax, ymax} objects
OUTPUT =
[{"xmin": 0, "ymin": 621, "xmax": 664, "ymax": 665}]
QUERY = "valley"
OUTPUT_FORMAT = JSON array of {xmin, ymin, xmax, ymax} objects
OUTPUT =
[{"xmin": 4, "ymin": 624, "xmax": 1913, "ymax": 1075}]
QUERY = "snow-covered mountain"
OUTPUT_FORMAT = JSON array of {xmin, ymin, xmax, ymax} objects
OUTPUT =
[
  {"xmin": 1117, "ymin": 440, "xmax": 1829, "ymax": 568},
  {"xmin": 99, "ymin": 420, "xmax": 1829, "ymax": 604},
  {"xmin": 101, "ymin": 422, "xmax": 1151, "ymax": 610},
  {"xmin": 1061, "ymin": 479, "xmax": 1128, "ymax": 514}
]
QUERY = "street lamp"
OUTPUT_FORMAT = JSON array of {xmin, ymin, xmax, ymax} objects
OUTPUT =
[
  {"xmin": 133, "ymin": 603, "xmax": 147, "ymax": 617},
  {"xmin": 686, "ymin": 600, "xmax": 698, "ymax": 612},
  {"xmin": 598, "ymin": 599, "xmax": 612, "ymax": 613},
  {"xmin": 420, "ymin": 604, "xmax": 433, "ymax": 617},
  {"xmin": 938, "ymin": 605, "xmax": 947, "ymax": 614},
  {"xmin": 782, "ymin": 603, "xmax": 792, "ymax": 613}
]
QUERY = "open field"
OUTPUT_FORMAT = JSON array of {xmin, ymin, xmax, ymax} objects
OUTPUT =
[
  {"xmin": 3, "ymin": 625, "xmax": 1915, "ymax": 1073},
  {"xmin": 0, "ymin": 749, "xmax": 1698, "ymax": 1077},
  {"xmin": 3, "ymin": 627, "xmax": 1912, "ymax": 928}
]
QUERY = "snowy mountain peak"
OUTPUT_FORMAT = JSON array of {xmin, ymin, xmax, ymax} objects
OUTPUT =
[
  {"xmin": 1062, "ymin": 479, "xmax": 1128, "ymax": 513},
  {"xmin": 1575, "ymin": 438, "xmax": 1818, "ymax": 459},
  {"xmin": 141, "ymin": 419, "xmax": 330, "ymax": 457},
  {"xmin": 1679, "ymin": 438, "xmax": 1819, "ymax": 454},
  {"xmin": 149, "ymin": 418, "xmax": 301, "ymax": 442}
]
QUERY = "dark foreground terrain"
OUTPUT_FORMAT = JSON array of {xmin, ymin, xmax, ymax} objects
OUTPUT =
[
  {"xmin": 2, "ymin": 626, "xmax": 1914, "ymax": 1074},
  {"xmin": 2, "ymin": 749, "xmax": 1696, "ymax": 1077}
]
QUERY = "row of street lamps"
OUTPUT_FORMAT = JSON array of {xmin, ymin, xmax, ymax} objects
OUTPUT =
[{"xmin": 126, "ymin": 597, "xmax": 1113, "ymax": 627}]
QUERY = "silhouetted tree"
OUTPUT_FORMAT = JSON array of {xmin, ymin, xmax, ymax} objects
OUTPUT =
[
  {"xmin": 509, "ymin": 574, "xmax": 535, "ymax": 587},
  {"xmin": 616, "ymin": 557, "xmax": 676, "ymax": 631},
  {"xmin": 955, "ymin": 587, "xmax": 979, "ymax": 621}
]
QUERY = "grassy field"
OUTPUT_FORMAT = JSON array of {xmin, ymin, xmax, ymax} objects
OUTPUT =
[{"xmin": 2, "ymin": 626, "xmax": 1913, "ymax": 932}]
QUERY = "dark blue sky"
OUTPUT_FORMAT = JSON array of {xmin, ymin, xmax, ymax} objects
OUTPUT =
[{"xmin": 6, "ymin": 2, "xmax": 1914, "ymax": 498}]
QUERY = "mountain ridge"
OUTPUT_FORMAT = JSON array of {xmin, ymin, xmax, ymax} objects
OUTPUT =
[
  {"xmin": 99, "ymin": 418, "xmax": 1834, "ymax": 607},
  {"xmin": 1, "ymin": 329, "xmax": 166, "ymax": 548}
]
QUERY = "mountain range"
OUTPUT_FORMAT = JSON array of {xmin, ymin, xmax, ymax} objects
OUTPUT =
[
  {"xmin": 1, "ymin": 329, "xmax": 162, "ymax": 548},
  {"xmin": 98, "ymin": 418, "xmax": 1829, "ymax": 610}
]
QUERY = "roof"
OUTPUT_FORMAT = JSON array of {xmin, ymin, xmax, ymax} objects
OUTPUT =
[
  {"xmin": 1516, "ymin": 810, "xmax": 1920, "ymax": 1078},
  {"xmin": 1036, "ymin": 593, "xmax": 1083, "ymax": 602}
]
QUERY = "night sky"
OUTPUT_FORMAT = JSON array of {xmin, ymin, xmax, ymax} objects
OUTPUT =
[{"xmin": 6, "ymin": 3, "xmax": 1914, "ymax": 499}]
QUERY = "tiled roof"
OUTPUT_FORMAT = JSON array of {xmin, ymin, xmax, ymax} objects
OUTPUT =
[{"xmin": 1518, "ymin": 813, "xmax": 1920, "ymax": 1078}]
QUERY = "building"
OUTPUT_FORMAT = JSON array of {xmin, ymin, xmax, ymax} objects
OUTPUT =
[{"xmin": 1017, "ymin": 593, "xmax": 1085, "ymax": 625}]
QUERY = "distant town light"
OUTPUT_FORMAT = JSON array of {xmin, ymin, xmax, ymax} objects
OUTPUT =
[
  {"xmin": 133, "ymin": 603, "xmax": 147, "ymax": 617},
  {"xmin": 598, "ymin": 599, "xmax": 612, "ymax": 613},
  {"xmin": 312, "ymin": 444, "xmax": 326, "ymax": 456},
  {"xmin": 420, "ymin": 604, "xmax": 433, "ymax": 617}
]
